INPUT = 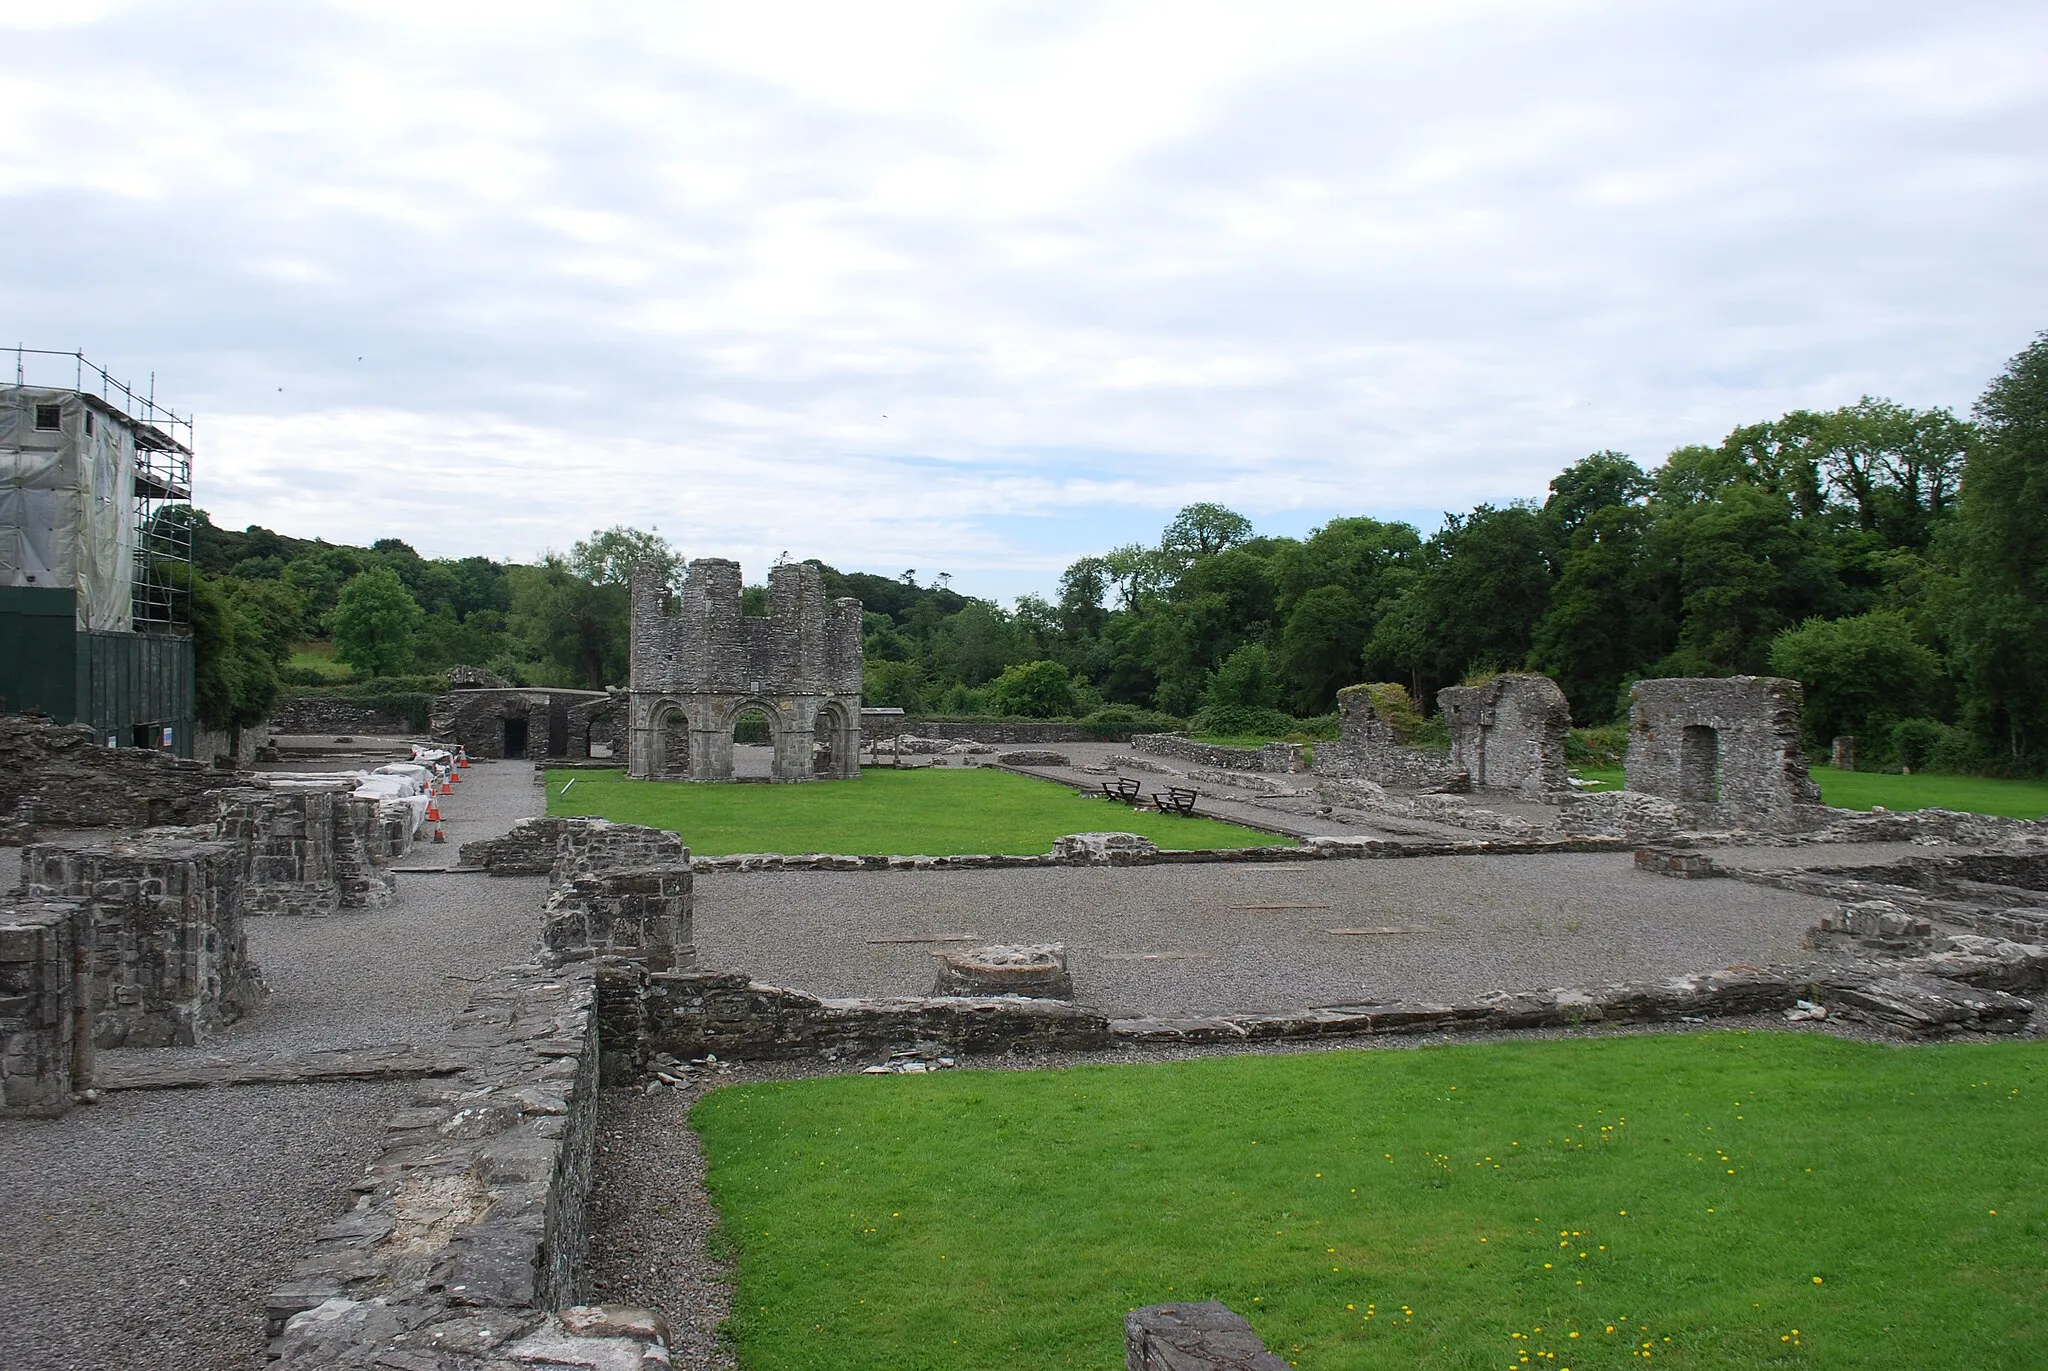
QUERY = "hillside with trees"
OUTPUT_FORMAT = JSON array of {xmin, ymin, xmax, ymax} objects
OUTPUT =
[{"xmin": 182, "ymin": 332, "xmax": 2048, "ymax": 773}]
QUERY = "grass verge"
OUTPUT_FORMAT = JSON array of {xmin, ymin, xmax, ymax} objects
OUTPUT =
[
  {"xmin": 695, "ymin": 1033, "xmax": 2046, "ymax": 1370},
  {"xmin": 543, "ymin": 766, "xmax": 1292, "ymax": 856},
  {"xmin": 1572, "ymin": 766, "xmax": 2048, "ymax": 819}
]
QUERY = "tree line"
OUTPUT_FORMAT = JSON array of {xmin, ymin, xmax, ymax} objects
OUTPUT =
[{"xmin": 186, "ymin": 332, "xmax": 2048, "ymax": 772}]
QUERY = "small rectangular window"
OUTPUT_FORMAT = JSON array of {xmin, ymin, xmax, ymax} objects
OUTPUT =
[
  {"xmin": 84, "ymin": 411, "xmax": 95, "ymax": 436},
  {"xmin": 34, "ymin": 403, "xmax": 61, "ymax": 430}
]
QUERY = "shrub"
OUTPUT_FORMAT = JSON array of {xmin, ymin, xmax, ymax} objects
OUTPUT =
[
  {"xmin": 986, "ymin": 660, "xmax": 1078, "ymax": 719},
  {"xmin": 1769, "ymin": 612, "xmax": 1944, "ymax": 747},
  {"xmin": 1891, "ymin": 718, "xmax": 1976, "ymax": 774},
  {"xmin": 1190, "ymin": 704, "xmax": 1301, "ymax": 739},
  {"xmin": 1075, "ymin": 707, "xmax": 1187, "ymax": 739},
  {"xmin": 1207, "ymin": 643, "xmax": 1282, "ymax": 711},
  {"xmin": 1567, "ymin": 724, "xmax": 1629, "ymax": 768}
]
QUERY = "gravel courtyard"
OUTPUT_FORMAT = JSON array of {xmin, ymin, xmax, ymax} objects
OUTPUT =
[{"xmin": 691, "ymin": 851, "xmax": 1849, "ymax": 1017}]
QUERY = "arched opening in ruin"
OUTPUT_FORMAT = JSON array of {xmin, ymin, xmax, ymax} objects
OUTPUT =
[
  {"xmin": 814, "ymin": 701, "xmax": 850, "ymax": 776},
  {"xmin": 731, "ymin": 703, "xmax": 777, "ymax": 780},
  {"xmin": 500, "ymin": 713, "xmax": 528, "ymax": 758},
  {"xmin": 655, "ymin": 706, "xmax": 691, "ymax": 778},
  {"xmin": 1679, "ymin": 724, "xmax": 1720, "ymax": 804}
]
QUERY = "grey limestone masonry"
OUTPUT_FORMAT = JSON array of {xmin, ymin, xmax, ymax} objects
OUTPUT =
[
  {"xmin": 215, "ymin": 784, "xmax": 396, "ymax": 915},
  {"xmin": 1625, "ymin": 676, "xmax": 1825, "ymax": 831},
  {"xmin": 429, "ymin": 686, "xmax": 614, "ymax": 761},
  {"xmin": 269, "ymin": 696, "xmax": 419, "ymax": 736},
  {"xmin": 1312, "ymin": 684, "xmax": 1465, "ymax": 788},
  {"xmin": 0, "ymin": 714, "xmax": 236, "ymax": 837},
  {"xmin": 628, "ymin": 558, "xmax": 863, "ymax": 782},
  {"xmin": 0, "ymin": 899, "xmax": 90, "ymax": 1117},
  {"xmin": 1130, "ymin": 733, "xmax": 1305, "ymax": 773},
  {"xmin": 461, "ymin": 815, "xmax": 572, "ymax": 875},
  {"xmin": 1437, "ymin": 673, "xmax": 1572, "ymax": 798},
  {"xmin": 21, "ymin": 830, "xmax": 268, "ymax": 1049},
  {"xmin": 905, "ymin": 719, "xmax": 1140, "ymax": 744}
]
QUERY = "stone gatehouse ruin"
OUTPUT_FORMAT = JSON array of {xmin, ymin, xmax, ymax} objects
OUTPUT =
[
  {"xmin": 626, "ymin": 558, "xmax": 862, "ymax": 782},
  {"xmin": 1624, "ymin": 675, "xmax": 1824, "ymax": 831}
]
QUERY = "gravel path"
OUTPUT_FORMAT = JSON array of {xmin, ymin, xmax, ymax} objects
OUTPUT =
[
  {"xmin": 692, "ymin": 852, "xmax": 1844, "ymax": 1017},
  {"xmin": 587, "ymin": 1087, "xmax": 736, "ymax": 1371},
  {"xmin": 0, "ymin": 1080, "xmax": 417, "ymax": 1371}
]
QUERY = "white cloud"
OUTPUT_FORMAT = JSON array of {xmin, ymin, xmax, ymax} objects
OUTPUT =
[{"xmin": 2, "ymin": 0, "xmax": 2044, "ymax": 600}]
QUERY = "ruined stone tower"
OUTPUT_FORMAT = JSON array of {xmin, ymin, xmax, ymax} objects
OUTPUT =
[{"xmin": 626, "ymin": 559, "xmax": 863, "ymax": 782}]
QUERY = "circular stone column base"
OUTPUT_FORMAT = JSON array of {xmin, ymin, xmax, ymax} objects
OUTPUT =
[{"xmin": 932, "ymin": 943, "xmax": 1075, "ymax": 1000}]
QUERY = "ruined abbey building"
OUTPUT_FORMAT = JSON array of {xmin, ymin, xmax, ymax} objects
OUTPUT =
[{"xmin": 626, "ymin": 558, "xmax": 863, "ymax": 782}]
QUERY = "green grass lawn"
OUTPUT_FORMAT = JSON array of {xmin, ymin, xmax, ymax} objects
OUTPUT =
[
  {"xmin": 544, "ymin": 766, "xmax": 1292, "ymax": 856},
  {"xmin": 1573, "ymin": 766, "xmax": 2048, "ymax": 819},
  {"xmin": 286, "ymin": 639, "xmax": 352, "ymax": 681},
  {"xmin": 696, "ymin": 1033, "xmax": 2047, "ymax": 1370}
]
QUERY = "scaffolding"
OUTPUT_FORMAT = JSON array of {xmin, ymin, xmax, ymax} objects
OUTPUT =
[{"xmin": 9, "ymin": 346, "xmax": 194, "ymax": 634}]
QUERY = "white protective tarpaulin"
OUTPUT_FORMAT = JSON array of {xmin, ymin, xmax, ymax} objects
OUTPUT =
[{"xmin": 0, "ymin": 387, "xmax": 135, "ymax": 630}]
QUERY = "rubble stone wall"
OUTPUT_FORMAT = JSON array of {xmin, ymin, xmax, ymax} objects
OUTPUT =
[
  {"xmin": 1312, "ymin": 685, "xmax": 1464, "ymax": 789},
  {"xmin": 626, "ymin": 558, "xmax": 863, "ymax": 782},
  {"xmin": 214, "ymin": 785, "xmax": 397, "ymax": 915},
  {"xmin": 1129, "ymin": 734, "xmax": 1304, "ymax": 773},
  {"xmin": 1437, "ymin": 673, "xmax": 1572, "ymax": 797},
  {"xmin": 269, "ymin": 697, "xmax": 418, "ymax": 736},
  {"xmin": 459, "ymin": 816, "xmax": 571, "ymax": 875},
  {"xmin": 0, "ymin": 715, "xmax": 236, "ymax": 837},
  {"xmin": 0, "ymin": 899, "xmax": 88, "ymax": 1117},
  {"xmin": 21, "ymin": 832, "xmax": 266, "ymax": 1048},
  {"xmin": 428, "ymin": 687, "xmax": 612, "ymax": 760},
  {"xmin": 904, "ymin": 720, "xmax": 1136, "ymax": 743},
  {"xmin": 1624, "ymin": 677, "xmax": 1823, "ymax": 831}
]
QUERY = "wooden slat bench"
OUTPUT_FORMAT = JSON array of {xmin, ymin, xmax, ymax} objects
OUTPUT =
[{"xmin": 1151, "ymin": 786, "xmax": 1200, "ymax": 816}]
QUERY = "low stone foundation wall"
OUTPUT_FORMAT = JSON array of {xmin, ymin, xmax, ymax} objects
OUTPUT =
[
  {"xmin": 265, "ymin": 964, "xmax": 673, "ymax": 1370},
  {"xmin": 459, "ymin": 816, "xmax": 571, "ymax": 875},
  {"xmin": 1129, "ymin": 734, "xmax": 1303, "ymax": 773},
  {"xmin": 902, "ymin": 719, "xmax": 1130, "ymax": 744},
  {"xmin": 21, "ymin": 831, "xmax": 268, "ymax": 1048},
  {"xmin": 0, "ymin": 899, "xmax": 90, "ymax": 1117},
  {"xmin": 596, "ymin": 966, "xmax": 1113, "ymax": 1074}
]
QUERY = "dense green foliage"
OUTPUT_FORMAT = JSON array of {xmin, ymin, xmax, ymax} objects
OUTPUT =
[
  {"xmin": 184, "ymin": 334, "xmax": 2048, "ymax": 771},
  {"xmin": 544, "ymin": 767, "xmax": 1290, "ymax": 855},
  {"xmin": 696, "ymin": 1033, "xmax": 2048, "ymax": 1370}
]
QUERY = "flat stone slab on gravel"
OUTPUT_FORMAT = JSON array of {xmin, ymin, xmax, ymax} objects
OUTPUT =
[{"xmin": 691, "ymin": 852, "xmax": 1847, "ymax": 1019}]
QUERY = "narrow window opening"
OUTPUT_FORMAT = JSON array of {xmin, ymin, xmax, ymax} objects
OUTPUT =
[
  {"xmin": 34, "ymin": 403, "xmax": 61, "ymax": 430},
  {"xmin": 1679, "ymin": 725, "xmax": 1720, "ymax": 804}
]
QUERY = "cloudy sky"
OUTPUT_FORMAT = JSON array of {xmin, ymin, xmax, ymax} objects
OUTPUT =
[{"xmin": 4, "ymin": 1, "xmax": 2043, "ymax": 601}]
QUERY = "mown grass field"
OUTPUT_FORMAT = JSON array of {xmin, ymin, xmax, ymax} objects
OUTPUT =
[
  {"xmin": 1573, "ymin": 766, "xmax": 2048, "ymax": 819},
  {"xmin": 696, "ymin": 1033, "xmax": 2046, "ymax": 1371},
  {"xmin": 543, "ymin": 766, "xmax": 1291, "ymax": 856}
]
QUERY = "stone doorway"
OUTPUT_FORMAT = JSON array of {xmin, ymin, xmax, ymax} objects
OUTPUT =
[
  {"xmin": 1679, "ymin": 725, "xmax": 1719, "ymax": 804},
  {"xmin": 501, "ymin": 715, "xmax": 529, "ymax": 759}
]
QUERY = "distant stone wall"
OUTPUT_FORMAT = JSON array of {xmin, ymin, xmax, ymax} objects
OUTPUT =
[
  {"xmin": 1437, "ymin": 673, "xmax": 1571, "ymax": 797},
  {"xmin": 269, "ymin": 696, "xmax": 418, "ymax": 736},
  {"xmin": 429, "ymin": 687, "xmax": 612, "ymax": 760},
  {"xmin": 1625, "ymin": 677, "xmax": 1824, "ymax": 832},
  {"xmin": 0, "ymin": 715, "xmax": 236, "ymax": 837},
  {"xmin": 1311, "ymin": 685, "xmax": 1464, "ymax": 789},
  {"xmin": 905, "ymin": 719, "xmax": 1133, "ymax": 743},
  {"xmin": 21, "ymin": 831, "xmax": 267, "ymax": 1048},
  {"xmin": 1129, "ymin": 734, "xmax": 1303, "ymax": 773}
]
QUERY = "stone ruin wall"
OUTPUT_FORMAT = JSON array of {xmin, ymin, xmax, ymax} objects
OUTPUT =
[
  {"xmin": 1624, "ymin": 676, "xmax": 1824, "ymax": 832},
  {"xmin": 0, "ymin": 714, "xmax": 237, "ymax": 839},
  {"xmin": 1437, "ymin": 673, "xmax": 1572, "ymax": 798},
  {"xmin": 428, "ymin": 686, "xmax": 617, "ymax": 760},
  {"xmin": 1311, "ymin": 684, "xmax": 1465, "ymax": 789},
  {"xmin": 1129, "ymin": 734, "xmax": 1305, "ymax": 774},
  {"xmin": 627, "ymin": 558, "xmax": 863, "ymax": 782},
  {"xmin": 214, "ymin": 784, "xmax": 397, "ymax": 915},
  {"xmin": 0, "ymin": 898, "xmax": 90, "ymax": 1117}
]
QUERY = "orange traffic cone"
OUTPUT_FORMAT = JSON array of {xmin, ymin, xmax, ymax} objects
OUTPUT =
[
  {"xmin": 427, "ymin": 803, "xmax": 441, "ymax": 822},
  {"xmin": 457, "ymin": 754, "xmax": 469, "ymax": 769},
  {"xmin": 431, "ymin": 824, "xmax": 446, "ymax": 843},
  {"xmin": 440, "ymin": 779, "xmax": 453, "ymax": 796}
]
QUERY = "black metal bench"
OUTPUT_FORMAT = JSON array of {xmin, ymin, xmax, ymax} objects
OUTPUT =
[
  {"xmin": 1099, "ymin": 777, "xmax": 1144, "ymax": 804},
  {"xmin": 1150, "ymin": 786, "xmax": 1200, "ymax": 817}
]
